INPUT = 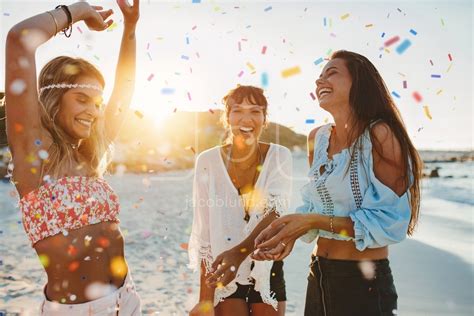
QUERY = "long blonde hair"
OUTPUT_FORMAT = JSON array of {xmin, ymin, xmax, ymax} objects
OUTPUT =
[{"xmin": 38, "ymin": 56, "xmax": 111, "ymax": 180}]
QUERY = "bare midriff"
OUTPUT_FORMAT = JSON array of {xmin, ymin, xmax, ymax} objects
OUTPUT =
[
  {"xmin": 316, "ymin": 237, "xmax": 388, "ymax": 260},
  {"xmin": 33, "ymin": 221, "xmax": 127, "ymax": 304}
]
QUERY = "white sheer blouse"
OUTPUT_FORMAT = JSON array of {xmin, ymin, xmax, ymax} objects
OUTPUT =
[{"xmin": 188, "ymin": 143, "xmax": 293, "ymax": 308}]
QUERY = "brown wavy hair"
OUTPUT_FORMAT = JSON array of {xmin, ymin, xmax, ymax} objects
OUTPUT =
[
  {"xmin": 38, "ymin": 56, "xmax": 111, "ymax": 179},
  {"xmin": 331, "ymin": 50, "xmax": 422, "ymax": 236}
]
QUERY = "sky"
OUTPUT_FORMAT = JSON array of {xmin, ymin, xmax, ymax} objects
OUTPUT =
[{"xmin": 1, "ymin": 0, "xmax": 472, "ymax": 150}]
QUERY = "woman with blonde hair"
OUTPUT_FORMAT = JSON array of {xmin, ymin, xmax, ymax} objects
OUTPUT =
[{"xmin": 5, "ymin": 0, "xmax": 141, "ymax": 314}]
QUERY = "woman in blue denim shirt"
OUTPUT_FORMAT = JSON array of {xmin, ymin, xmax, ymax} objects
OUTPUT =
[{"xmin": 251, "ymin": 50, "xmax": 422, "ymax": 316}]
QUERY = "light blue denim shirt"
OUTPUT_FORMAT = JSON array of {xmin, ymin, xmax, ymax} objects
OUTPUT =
[{"xmin": 296, "ymin": 123, "xmax": 412, "ymax": 251}]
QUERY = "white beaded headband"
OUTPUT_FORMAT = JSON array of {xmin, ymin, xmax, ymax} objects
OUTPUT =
[{"xmin": 39, "ymin": 83, "xmax": 103, "ymax": 94}]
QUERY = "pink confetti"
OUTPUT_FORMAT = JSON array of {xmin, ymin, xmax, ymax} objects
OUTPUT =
[
  {"xmin": 403, "ymin": 81, "xmax": 407, "ymax": 89},
  {"xmin": 238, "ymin": 70, "xmax": 244, "ymax": 77},
  {"xmin": 429, "ymin": 59, "xmax": 434, "ymax": 66},
  {"xmin": 209, "ymin": 109, "xmax": 214, "ymax": 114},
  {"xmin": 412, "ymin": 91, "xmax": 423, "ymax": 103},
  {"xmin": 187, "ymin": 92, "xmax": 192, "ymax": 101},
  {"xmin": 238, "ymin": 41, "xmax": 241, "ymax": 51},
  {"xmin": 448, "ymin": 53, "xmax": 453, "ymax": 61},
  {"xmin": 189, "ymin": 67, "xmax": 193, "ymax": 74},
  {"xmin": 77, "ymin": 26, "xmax": 83, "ymax": 34},
  {"xmin": 310, "ymin": 92, "xmax": 316, "ymax": 100},
  {"xmin": 384, "ymin": 36, "xmax": 400, "ymax": 47},
  {"xmin": 261, "ymin": 46, "xmax": 267, "ymax": 54},
  {"xmin": 192, "ymin": 25, "xmax": 197, "ymax": 30},
  {"xmin": 147, "ymin": 74, "xmax": 154, "ymax": 81},
  {"xmin": 196, "ymin": 52, "xmax": 200, "ymax": 58},
  {"xmin": 146, "ymin": 42, "xmax": 150, "ymax": 50}
]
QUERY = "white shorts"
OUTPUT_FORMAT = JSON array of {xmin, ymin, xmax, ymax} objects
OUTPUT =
[{"xmin": 40, "ymin": 272, "xmax": 141, "ymax": 315}]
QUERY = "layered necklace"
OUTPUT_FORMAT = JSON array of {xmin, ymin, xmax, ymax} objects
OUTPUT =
[{"xmin": 225, "ymin": 143, "xmax": 262, "ymax": 222}]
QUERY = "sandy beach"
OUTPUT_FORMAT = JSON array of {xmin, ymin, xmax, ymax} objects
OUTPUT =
[{"xmin": 0, "ymin": 153, "xmax": 472, "ymax": 315}]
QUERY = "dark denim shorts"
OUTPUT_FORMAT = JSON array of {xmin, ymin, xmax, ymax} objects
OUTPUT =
[
  {"xmin": 305, "ymin": 255, "xmax": 398, "ymax": 316},
  {"xmin": 225, "ymin": 261, "xmax": 286, "ymax": 303}
]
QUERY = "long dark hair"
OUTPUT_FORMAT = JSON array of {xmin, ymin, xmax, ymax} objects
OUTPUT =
[{"xmin": 332, "ymin": 50, "xmax": 422, "ymax": 236}]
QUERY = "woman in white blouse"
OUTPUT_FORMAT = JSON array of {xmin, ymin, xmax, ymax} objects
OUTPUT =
[{"xmin": 188, "ymin": 85, "xmax": 292, "ymax": 316}]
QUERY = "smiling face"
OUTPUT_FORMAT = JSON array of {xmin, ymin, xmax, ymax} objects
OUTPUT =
[
  {"xmin": 316, "ymin": 58, "xmax": 353, "ymax": 115},
  {"xmin": 55, "ymin": 76, "xmax": 104, "ymax": 142},
  {"xmin": 227, "ymin": 95, "xmax": 266, "ymax": 144}
]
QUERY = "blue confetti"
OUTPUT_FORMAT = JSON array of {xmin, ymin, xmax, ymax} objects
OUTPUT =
[
  {"xmin": 186, "ymin": 37, "xmax": 190, "ymax": 45},
  {"xmin": 431, "ymin": 74, "xmax": 441, "ymax": 78},
  {"xmin": 391, "ymin": 91, "xmax": 401, "ymax": 98},
  {"xmin": 264, "ymin": 6, "xmax": 272, "ymax": 12},
  {"xmin": 395, "ymin": 39, "xmax": 411, "ymax": 54},
  {"xmin": 305, "ymin": 119, "xmax": 315, "ymax": 124},
  {"xmin": 261, "ymin": 72, "xmax": 269, "ymax": 88},
  {"xmin": 161, "ymin": 88, "xmax": 175, "ymax": 95},
  {"xmin": 409, "ymin": 29, "xmax": 417, "ymax": 35},
  {"xmin": 314, "ymin": 57, "xmax": 324, "ymax": 66},
  {"xmin": 181, "ymin": 55, "xmax": 190, "ymax": 60},
  {"xmin": 323, "ymin": 17, "xmax": 327, "ymax": 26},
  {"xmin": 381, "ymin": 32, "xmax": 386, "ymax": 38},
  {"xmin": 192, "ymin": 0, "xmax": 201, "ymax": 3}
]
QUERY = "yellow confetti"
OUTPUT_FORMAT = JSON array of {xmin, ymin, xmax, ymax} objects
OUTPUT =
[
  {"xmin": 281, "ymin": 66, "xmax": 301, "ymax": 78},
  {"xmin": 38, "ymin": 254, "xmax": 50, "ymax": 268},
  {"xmin": 246, "ymin": 62, "xmax": 256, "ymax": 74},
  {"xmin": 423, "ymin": 106, "xmax": 432, "ymax": 120},
  {"xmin": 446, "ymin": 63, "xmax": 453, "ymax": 73},
  {"xmin": 365, "ymin": 24, "xmax": 373, "ymax": 28},
  {"xmin": 107, "ymin": 22, "xmax": 118, "ymax": 31},
  {"xmin": 341, "ymin": 13, "xmax": 350, "ymax": 20},
  {"xmin": 436, "ymin": 89, "xmax": 443, "ymax": 95},
  {"xmin": 384, "ymin": 48, "xmax": 391, "ymax": 53},
  {"xmin": 110, "ymin": 256, "xmax": 127, "ymax": 278}
]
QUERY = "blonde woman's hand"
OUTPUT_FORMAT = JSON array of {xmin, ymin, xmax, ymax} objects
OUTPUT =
[{"xmin": 74, "ymin": 2, "xmax": 114, "ymax": 31}]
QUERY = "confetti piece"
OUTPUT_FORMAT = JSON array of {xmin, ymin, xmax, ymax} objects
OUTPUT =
[
  {"xmin": 264, "ymin": 6, "xmax": 272, "ymax": 12},
  {"xmin": 68, "ymin": 261, "xmax": 80, "ymax": 272},
  {"xmin": 431, "ymin": 74, "xmax": 441, "ymax": 78},
  {"xmin": 238, "ymin": 41, "xmax": 241, "ymax": 51},
  {"xmin": 180, "ymin": 243, "xmax": 189, "ymax": 250},
  {"xmin": 446, "ymin": 63, "xmax": 453, "ymax": 72},
  {"xmin": 314, "ymin": 57, "xmax": 324, "ymax": 66},
  {"xmin": 365, "ymin": 24, "xmax": 373, "ymax": 28},
  {"xmin": 77, "ymin": 26, "xmax": 83, "ymax": 34},
  {"xmin": 409, "ymin": 29, "xmax": 417, "ymax": 35},
  {"xmin": 246, "ymin": 62, "xmax": 255, "ymax": 72},
  {"xmin": 192, "ymin": 25, "xmax": 197, "ymax": 30},
  {"xmin": 147, "ymin": 52, "xmax": 152, "ymax": 61},
  {"xmin": 134, "ymin": 110, "xmax": 143, "ymax": 119},
  {"xmin": 384, "ymin": 36, "xmax": 400, "ymax": 47},
  {"xmin": 187, "ymin": 92, "xmax": 192, "ymax": 101},
  {"xmin": 209, "ymin": 109, "xmax": 214, "ymax": 114},
  {"xmin": 261, "ymin": 72, "xmax": 269, "ymax": 87},
  {"xmin": 429, "ymin": 59, "xmax": 434, "ymax": 66},
  {"xmin": 39, "ymin": 254, "xmax": 50, "ymax": 268},
  {"xmin": 146, "ymin": 42, "xmax": 150, "ymax": 50},
  {"xmin": 340, "ymin": 13, "xmax": 350, "ymax": 20},
  {"xmin": 436, "ymin": 89, "xmax": 443, "ymax": 95},
  {"xmin": 381, "ymin": 32, "xmax": 386, "ymax": 38},
  {"xmin": 238, "ymin": 70, "xmax": 244, "ymax": 77},
  {"xmin": 281, "ymin": 66, "xmax": 301, "ymax": 78},
  {"xmin": 448, "ymin": 53, "xmax": 453, "ymax": 61},
  {"xmin": 192, "ymin": 0, "xmax": 201, "ymax": 3},
  {"xmin": 161, "ymin": 88, "xmax": 175, "ymax": 95},
  {"xmin": 423, "ymin": 106, "xmax": 432, "ymax": 120},
  {"xmin": 147, "ymin": 74, "xmax": 154, "ymax": 81},
  {"xmin": 310, "ymin": 92, "xmax": 316, "ymax": 100},
  {"xmin": 186, "ymin": 37, "xmax": 190, "ymax": 45},
  {"xmin": 441, "ymin": 18, "xmax": 445, "ymax": 26},
  {"xmin": 395, "ymin": 39, "xmax": 411, "ymax": 54},
  {"xmin": 330, "ymin": 33, "xmax": 336, "ymax": 37},
  {"xmin": 412, "ymin": 91, "xmax": 423, "ymax": 103},
  {"xmin": 306, "ymin": 119, "xmax": 315, "ymax": 124},
  {"xmin": 391, "ymin": 91, "xmax": 401, "ymax": 98},
  {"xmin": 181, "ymin": 55, "xmax": 189, "ymax": 60},
  {"xmin": 323, "ymin": 17, "xmax": 327, "ymax": 27},
  {"xmin": 261, "ymin": 46, "xmax": 267, "ymax": 54},
  {"xmin": 403, "ymin": 81, "xmax": 407, "ymax": 89},
  {"xmin": 110, "ymin": 257, "xmax": 127, "ymax": 278},
  {"xmin": 3, "ymin": 13, "xmax": 10, "ymax": 16},
  {"xmin": 173, "ymin": 108, "xmax": 177, "ymax": 113}
]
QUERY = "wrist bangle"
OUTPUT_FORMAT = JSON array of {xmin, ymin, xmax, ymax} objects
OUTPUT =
[
  {"xmin": 329, "ymin": 215, "xmax": 335, "ymax": 234},
  {"xmin": 46, "ymin": 11, "xmax": 58, "ymax": 36},
  {"xmin": 55, "ymin": 5, "xmax": 72, "ymax": 38}
]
